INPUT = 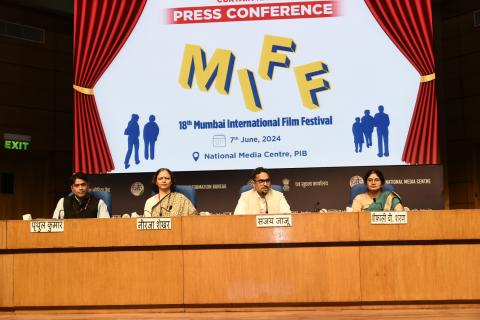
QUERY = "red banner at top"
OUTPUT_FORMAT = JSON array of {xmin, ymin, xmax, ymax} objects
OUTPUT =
[{"xmin": 166, "ymin": 1, "xmax": 340, "ymax": 24}]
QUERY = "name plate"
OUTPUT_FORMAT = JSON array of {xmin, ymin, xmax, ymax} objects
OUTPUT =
[
  {"xmin": 136, "ymin": 217, "xmax": 172, "ymax": 230},
  {"xmin": 256, "ymin": 215, "xmax": 292, "ymax": 228},
  {"xmin": 30, "ymin": 220, "xmax": 64, "ymax": 233},
  {"xmin": 371, "ymin": 211, "xmax": 408, "ymax": 225}
]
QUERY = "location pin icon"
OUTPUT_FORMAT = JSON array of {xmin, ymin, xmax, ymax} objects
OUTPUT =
[{"xmin": 192, "ymin": 152, "xmax": 200, "ymax": 162}]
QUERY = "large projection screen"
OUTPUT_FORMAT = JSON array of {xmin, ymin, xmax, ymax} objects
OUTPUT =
[{"xmin": 89, "ymin": 0, "xmax": 432, "ymax": 173}]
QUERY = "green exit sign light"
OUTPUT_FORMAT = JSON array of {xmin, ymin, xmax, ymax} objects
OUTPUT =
[
  {"xmin": 3, "ymin": 134, "xmax": 31, "ymax": 151},
  {"xmin": 4, "ymin": 140, "xmax": 30, "ymax": 150}
]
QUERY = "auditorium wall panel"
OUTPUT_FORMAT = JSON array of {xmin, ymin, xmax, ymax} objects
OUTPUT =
[
  {"xmin": 0, "ymin": 42, "xmax": 55, "ymax": 69},
  {"xmin": 461, "ymin": 31, "xmax": 480, "ymax": 53},
  {"xmin": 0, "ymin": 62, "xmax": 55, "ymax": 89},
  {"xmin": 449, "ymin": 182, "xmax": 475, "ymax": 209},
  {"xmin": 445, "ymin": 110, "xmax": 465, "ymax": 141},
  {"xmin": 464, "ymin": 95, "xmax": 480, "ymax": 118},
  {"xmin": 0, "ymin": 85, "xmax": 53, "ymax": 109},
  {"xmin": 439, "ymin": 1, "xmax": 480, "ymax": 209},
  {"xmin": 0, "ymin": 195, "xmax": 15, "ymax": 221},
  {"xmin": 54, "ymin": 72, "xmax": 73, "ymax": 94},
  {"xmin": 462, "ymin": 74, "xmax": 480, "ymax": 97},
  {"xmin": 461, "ymin": 52, "xmax": 480, "ymax": 75},
  {"xmin": 0, "ymin": 4, "xmax": 73, "ymax": 220}
]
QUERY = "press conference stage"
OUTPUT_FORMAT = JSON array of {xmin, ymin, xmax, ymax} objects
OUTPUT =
[{"xmin": 1, "ymin": 210, "xmax": 479, "ymax": 319}]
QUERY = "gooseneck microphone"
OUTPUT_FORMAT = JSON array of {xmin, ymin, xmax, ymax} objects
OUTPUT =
[{"xmin": 162, "ymin": 205, "xmax": 173, "ymax": 212}]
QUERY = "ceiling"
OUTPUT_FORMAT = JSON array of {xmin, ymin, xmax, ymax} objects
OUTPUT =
[{"xmin": 0, "ymin": 0, "xmax": 73, "ymax": 15}]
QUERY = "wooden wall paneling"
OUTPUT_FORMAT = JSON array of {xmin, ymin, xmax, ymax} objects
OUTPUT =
[
  {"xmin": 358, "ymin": 210, "xmax": 480, "ymax": 241},
  {"xmin": 0, "ymin": 254, "xmax": 14, "ymax": 308},
  {"xmin": 54, "ymin": 91, "xmax": 73, "ymax": 112},
  {"xmin": 0, "ymin": 42, "xmax": 54, "ymax": 69},
  {"xmin": 360, "ymin": 244, "xmax": 480, "ymax": 301},
  {"xmin": 12, "ymin": 155, "xmax": 50, "ymax": 219},
  {"xmin": 52, "ymin": 32, "xmax": 73, "ymax": 54},
  {"xmin": 184, "ymin": 246, "xmax": 361, "ymax": 305},
  {"xmin": 463, "ymin": 93, "xmax": 480, "ymax": 114},
  {"xmin": 0, "ymin": 221, "xmax": 13, "ymax": 307},
  {"xmin": 0, "ymin": 61, "xmax": 55, "ymax": 89},
  {"xmin": 460, "ymin": 52, "xmax": 480, "ymax": 77},
  {"xmin": 0, "ymin": 221, "xmax": 5, "ymax": 249},
  {"xmin": 52, "ymin": 52, "xmax": 73, "ymax": 73},
  {"xmin": 13, "ymin": 250, "xmax": 184, "ymax": 307},
  {"xmin": 0, "ymin": 154, "xmax": 48, "ymax": 220},
  {"xmin": 0, "ymin": 85, "xmax": 53, "ymax": 110},
  {"xmin": 7, "ymin": 218, "xmax": 183, "ymax": 249},
  {"xmin": 0, "ymin": 195, "xmax": 15, "ymax": 221},
  {"xmin": 462, "ymin": 73, "xmax": 480, "ymax": 97},
  {"xmin": 449, "ymin": 183, "xmax": 475, "ymax": 208},
  {"xmin": 182, "ymin": 213, "xmax": 359, "ymax": 245},
  {"xmin": 51, "ymin": 112, "xmax": 73, "ymax": 149}
]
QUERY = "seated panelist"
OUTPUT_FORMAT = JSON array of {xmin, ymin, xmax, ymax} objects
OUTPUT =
[
  {"xmin": 144, "ymin": 168, "xmax": 198, "ymax": 217},
  {"xmin": 52, "ymin": 172, "xmax": 110, "ymax": 219},
  {"xmin": 352, "ymin": 169, "xmax": 404, "ymax": 212},
  {"xmin": 234, "ymin": 167, "xmax": 291, "ymax": 215}
]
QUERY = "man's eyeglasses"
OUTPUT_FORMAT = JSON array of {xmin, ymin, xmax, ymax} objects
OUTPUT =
[{"xmin": 255, "ymin": 179, "xmax": 271, "ymax": 184}]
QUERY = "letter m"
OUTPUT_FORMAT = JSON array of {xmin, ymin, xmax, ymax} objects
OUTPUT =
[{"xmin": 179, "ymin": 44, "xmax": 235, "ymax": 95}]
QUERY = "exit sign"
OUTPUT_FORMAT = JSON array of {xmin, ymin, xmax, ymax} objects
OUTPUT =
[{"xmin": 3, "ymin": 133, "xmax": 31, "ymax": 151}]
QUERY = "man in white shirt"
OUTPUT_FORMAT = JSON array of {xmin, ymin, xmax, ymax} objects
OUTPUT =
[
  {"xmin": 234, "ymin": 167, "xmax": 291, "ymax": 215},
  {"xmin": 52, "ymin": 172, "xmax": 110, "ymax": 219}
]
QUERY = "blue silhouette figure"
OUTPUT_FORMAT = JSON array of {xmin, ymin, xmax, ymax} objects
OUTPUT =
[
  {"xmin": 143, "ymin": 115, "xmax": 159, "ymax": 160},
  {"xmin": 124, "ymin": 114, "xmax": 140, "ymax": 169},
  {"xmin": 361, "ymin": 109, "xmax": 374, "ymax": 148},
  {"xmin": 352, "ymin": 117, "xmax": 364, "ymax": 153},
  {"xmin": 373, "ymin": 105, "xmax": 390, "ymax": 157}
]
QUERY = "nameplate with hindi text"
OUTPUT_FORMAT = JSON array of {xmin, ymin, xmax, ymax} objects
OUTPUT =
[
  {"xmin": 256, "ymin": 215, "xmax": 292, "ymax": 228},
  {"xmin": 136, "ymin": 217, "xmax": 172, "ymax": 230},
  {"xmin": 30, "ymin": 220, "xmax": 64, "ymax": 233},
  {"xmin": 371, "ymin": 211, "xmax": 408, "ymax": 225}
]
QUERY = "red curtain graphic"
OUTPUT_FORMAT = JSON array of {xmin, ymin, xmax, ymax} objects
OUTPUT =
[
  {"xmin": 365, "ymin": 0, "xmax": 438, "ymax": 165},
  {"xmin": 74, "ymin": 0, "xmax": 147, "ymax": 173}
]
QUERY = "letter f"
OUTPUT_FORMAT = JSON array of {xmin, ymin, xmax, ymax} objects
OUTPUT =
[
  {"xmin": 294, "ymin": 61, "xmax": 331, "ymax": 109},
  {"xmin": 258, "ymin": 35, "xmax": 296, "ymax": 80}
]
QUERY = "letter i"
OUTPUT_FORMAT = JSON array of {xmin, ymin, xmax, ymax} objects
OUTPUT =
[{"xmin": 238, "ymin": 68, "xmax": 262, "ymax": 112}]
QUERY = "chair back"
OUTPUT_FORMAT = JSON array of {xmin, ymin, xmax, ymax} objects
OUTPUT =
[
  {"xmin": 90, "ymin": 191, "xmax": 112, "ymax": 215},
  {"xmin": 240, "ymin": 184, "xmax": 283, "ymax": 195},
  {"xmin": 349, "ymin": 183, "xmax": 394, "ymax": 206},
  {"xmin": 68, "ymin": 191, "xmax": 112, "ymax": 216},
  {"xmin": 175, "ymin": 185, "xmax": 197, "ymax": 207}
]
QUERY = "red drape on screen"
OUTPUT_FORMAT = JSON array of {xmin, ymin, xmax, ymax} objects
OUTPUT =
[
  {"xmin": 74, "ymin": 0, "xmax": 147, "ymax": 173},
  {"xmin": 364, "ymin": 0, "xmax": 438, "ymax": 164}
]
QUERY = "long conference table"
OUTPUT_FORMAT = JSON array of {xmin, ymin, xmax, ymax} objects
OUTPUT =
[{"xmin": 0, "ymin": 210, "xmax": 479, "ymax": 311}]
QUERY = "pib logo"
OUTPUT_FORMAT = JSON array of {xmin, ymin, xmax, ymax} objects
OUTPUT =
[
  {"xmin": 349, "ymin": 175, "xmax": 363, "ymax": 188},
  {"xmin": 130, "ymin": 182, "xmax": 145, "ymax": 197}
]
